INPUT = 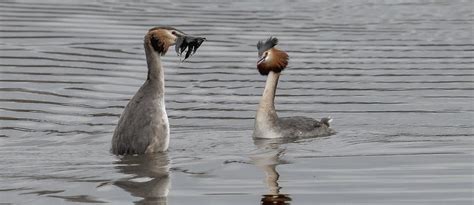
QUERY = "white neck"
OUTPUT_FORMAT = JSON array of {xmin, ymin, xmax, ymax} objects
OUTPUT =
[
  {"xmin": 256, "ymin": 71, "xmax": 279, "ymax": 122},
  {"xmin": 145, "ymin": 42, "xmax": 165, "ymax": 98}
]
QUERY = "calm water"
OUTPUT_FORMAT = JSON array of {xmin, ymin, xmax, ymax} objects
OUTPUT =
[{"xmin": 0, "ymin": 0, "xmax": 473, "ymax": 204}]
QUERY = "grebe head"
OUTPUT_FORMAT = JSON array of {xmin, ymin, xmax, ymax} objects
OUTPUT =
[
  {"xmin": 146, "ymin": 26, "xmax": 206, "ymax": 60},
  {"xmin": 256, "ymin": 37, "xmax": 289, "ymax": 75}
]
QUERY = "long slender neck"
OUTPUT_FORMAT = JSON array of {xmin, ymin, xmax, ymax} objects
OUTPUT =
[
  {"xmin": 256, "ymin": 71, "xmax": 280, "ymax": 120},
  {"xmin": 144, "ymin": 42, "xmax": 165, "ymax": 97}
]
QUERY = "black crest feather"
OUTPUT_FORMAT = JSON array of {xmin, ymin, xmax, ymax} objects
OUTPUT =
[{"xmin": 257, "ymin": 37, "xmax": 278, "ymax": 57}]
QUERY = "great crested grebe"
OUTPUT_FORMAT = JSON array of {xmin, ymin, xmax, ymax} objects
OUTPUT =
[
  {"xmin": 111, "ymin": 26, "xmax": 205, "ymax": 155},
  {"xmin": 253, "ymin": 37, "xmax": 335, "ymax": 139}
]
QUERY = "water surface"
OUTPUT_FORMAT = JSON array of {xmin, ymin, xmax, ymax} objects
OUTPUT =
[{"xmin": 0, "ymin": 0, "xmax": 473, "ymax": 204}]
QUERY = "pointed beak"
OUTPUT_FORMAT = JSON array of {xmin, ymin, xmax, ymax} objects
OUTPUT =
[
  {"xmin": 257, "ymin": 54, "xmax": 267, "ymax": 65},
  {"xmin": 175, "ymin": 35, "xmax": 206, "ymax": 61},
  {"xmin": 257, "ymin": 56, "xmax": 265, "ymax": 65}
]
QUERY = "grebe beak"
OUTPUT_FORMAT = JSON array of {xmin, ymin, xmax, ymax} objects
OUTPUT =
[
  {"xmin": 175, "ymin": 35, "xmax": 206, "ymax": 61},
  {"xmin": 257, "ymin": 53, "xmax": 268, "ymax": 65},
  {"xmin": 257, "ymin": 56, "xmax": 266, "ymax": 65}
]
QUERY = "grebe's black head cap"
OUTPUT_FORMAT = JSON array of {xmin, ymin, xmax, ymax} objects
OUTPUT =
[{"xmin": 257, "ymin": 37, "xmax": 278, "ymax": 57}]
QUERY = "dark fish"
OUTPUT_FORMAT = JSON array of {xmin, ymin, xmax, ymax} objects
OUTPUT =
[{"xmin": 175, "ymin": 35, "xmax": 206, "ymax": 61}]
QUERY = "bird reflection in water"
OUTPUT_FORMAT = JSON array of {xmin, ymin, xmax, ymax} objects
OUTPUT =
[
  {"xmin": 251, "ymin": 138, "xmax": 295, "ymax": 205},
  {"xmin": 113, "ymin": 153, "xmax": 170, "ymax": 205}
]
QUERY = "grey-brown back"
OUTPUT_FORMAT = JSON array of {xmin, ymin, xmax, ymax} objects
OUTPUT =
[{"xmin": 275, "ymin": 116, "xmax": 334, "ymax": 138}]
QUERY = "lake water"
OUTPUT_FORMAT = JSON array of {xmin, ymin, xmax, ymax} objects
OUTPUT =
[{"xmin": 0, "ymin": 0, "xmax": 473, "ymax": 204}]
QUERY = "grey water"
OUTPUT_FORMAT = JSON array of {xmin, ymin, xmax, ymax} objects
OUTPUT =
[{"xmin": 0, "ymin": 0, "xmax": 473, "ymax": 204}]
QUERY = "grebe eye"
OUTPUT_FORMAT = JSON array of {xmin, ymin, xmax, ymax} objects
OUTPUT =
[{"xmin": 172, "ymin": 31, "xmax": 177, "ymax": 35}]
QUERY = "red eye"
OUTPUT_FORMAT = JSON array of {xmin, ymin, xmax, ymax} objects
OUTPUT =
[{"xmin": 172, "ymin": 31, "xmax": 177, "ymax": 35}]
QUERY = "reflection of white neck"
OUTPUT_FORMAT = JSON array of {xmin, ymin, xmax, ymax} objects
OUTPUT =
[
  {"xmin": 251, "ymin": 141, "xmax": 283, "ymax": 195},
  {"xmin": 254, "ymin": 71, "xmax": 280, "ymax": 138},
  {"xmin": 264, "ymin": 164, "xmax": 280, "ymax": 195}
]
